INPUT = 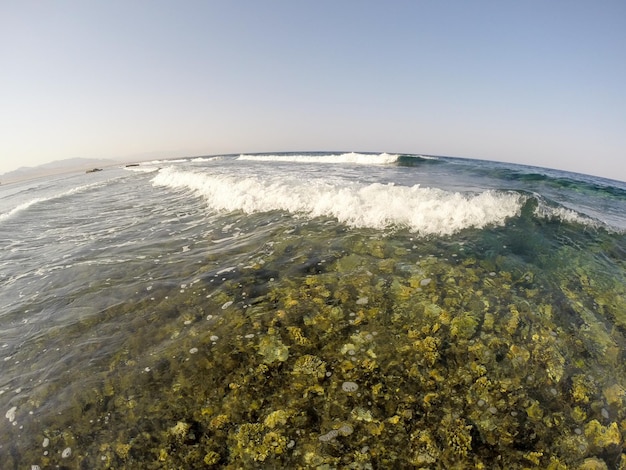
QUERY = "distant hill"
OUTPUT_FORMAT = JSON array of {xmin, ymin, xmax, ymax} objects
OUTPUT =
[{"xmin": 1, "ymin": 158, "xmax": 120, "ymax": 183}]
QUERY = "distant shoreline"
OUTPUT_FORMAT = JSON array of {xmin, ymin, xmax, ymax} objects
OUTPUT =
[{"xmin": 0, "ymin": 159, "xmax": 122, "ymax": 185}]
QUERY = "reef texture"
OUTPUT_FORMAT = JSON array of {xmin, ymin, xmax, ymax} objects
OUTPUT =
[{"xmin": 3, "ymin": 225, "xmax": 626, "ymax": 469}]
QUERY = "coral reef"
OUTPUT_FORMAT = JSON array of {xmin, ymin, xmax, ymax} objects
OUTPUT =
[{"xmin": 2, "ymin": 224, "xmax": 626, "ymax": 469}]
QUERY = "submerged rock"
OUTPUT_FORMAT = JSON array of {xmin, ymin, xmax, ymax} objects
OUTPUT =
[{"xmin": 258, "ymin": 334, "xmax": 289, "ymax": 364}]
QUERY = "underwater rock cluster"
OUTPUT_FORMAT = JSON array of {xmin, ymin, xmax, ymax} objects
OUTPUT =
[{"xmin": 3, "ymin": 225, "xmax": 626, "ymax": 469}]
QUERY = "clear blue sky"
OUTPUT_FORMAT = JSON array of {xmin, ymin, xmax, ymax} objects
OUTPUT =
[{"xmin": 1, "ymin": 1, "xmax": 625, "ymax": 180}]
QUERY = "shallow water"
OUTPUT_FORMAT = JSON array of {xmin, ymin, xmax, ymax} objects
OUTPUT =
[{"xmin": 1, "ymin": 153, "xmax": 625, "ymax": 468}]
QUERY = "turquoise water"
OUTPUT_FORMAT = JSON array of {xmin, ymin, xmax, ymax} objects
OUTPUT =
[{"xmin": 0, "ymin": 153, "xmax": 625, "ymax": 468}]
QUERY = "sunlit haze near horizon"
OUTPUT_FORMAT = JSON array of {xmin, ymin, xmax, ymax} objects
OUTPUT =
[{"xmin": 1, "ymin": 1, "xmax": 625, "ymax": 181}]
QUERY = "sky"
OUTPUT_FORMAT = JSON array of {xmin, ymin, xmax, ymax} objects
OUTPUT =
[{"xmin": 1, "ymin": 1, "xmax": 625, "ymax": 181}]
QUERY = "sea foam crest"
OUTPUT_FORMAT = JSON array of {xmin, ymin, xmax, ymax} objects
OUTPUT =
[
  {"xmin": 152, "ymin": 168, "xmax": 523, "ymax": 236},
  {"xmin": 191, "ymin": 157, "xmax": 224, "ymax": 162},
  {"xmin": 141, "ymin": 158, "xmax": 188, "ymax": 165},
  {"xmin": 534, "ymin": 202, "xmax": 602, "ymax": 229},
  {"xmin": 0, "ymin": 197, "xmax": 48, "ymax": 222},
  {"xmin": 0, "ymin": 182, "xmax": 106, "ymax": 223},
  {"xmin": 237, "ymin": 152, "xmax": 400, "ymax": 165},
  {"xmin": 123, "ymin": 166, "xmax": 160, "ymax": 173}
]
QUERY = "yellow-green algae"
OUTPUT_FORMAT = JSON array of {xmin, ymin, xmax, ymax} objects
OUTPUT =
[{"xmin": 2, "ymin": 225, "xmax": 626, "ymax": 469}]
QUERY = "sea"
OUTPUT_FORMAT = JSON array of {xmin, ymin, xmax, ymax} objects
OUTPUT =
[{"xmin": 1, "ymin": 152, "xmax": 625, "ymax": 469}]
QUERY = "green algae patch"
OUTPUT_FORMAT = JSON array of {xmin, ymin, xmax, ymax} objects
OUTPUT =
[{"xmin": 2, "ymin": 226, "xmax": 626, "ymax": 469}]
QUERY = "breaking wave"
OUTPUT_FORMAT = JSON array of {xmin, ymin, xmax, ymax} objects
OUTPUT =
[
  {"xmin": 0, "ymin": 181, "xmax": 108, "ymax": 223},
  {"xmin": 237, "ymin": 152, "xmax": 402, "ymax": 165},
  {"xmin": 152, "ymin": 167, "xmax": 524, "ymax": 236},
  {"xmin": 533, "ymin": 198, "xmax": 605, "ymax": 229}
]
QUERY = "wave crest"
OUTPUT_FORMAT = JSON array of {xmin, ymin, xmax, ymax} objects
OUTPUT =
[
  {"xmin": 152, "ymin": 168, "xmax": 523, "ymax": 236},
  {"xmin": 0, "ymin": 181, "xmax": 108, "ymax": 223},
  {"xmin": 237, "ymin": 152, "xmax": 401, "ymax": 165}
]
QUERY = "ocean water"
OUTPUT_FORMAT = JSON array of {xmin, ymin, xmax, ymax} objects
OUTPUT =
[{"xmin": 1, "ymin": 152, "xmax": 625, "ymax": 468}]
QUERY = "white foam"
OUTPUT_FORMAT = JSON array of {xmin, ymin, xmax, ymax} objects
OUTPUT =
[
  {"xmin": 0, "ymin": 181, "xmax": 104, "ymax": 222},
  {"xmin": 191, "ymin": 157, "xmax": 223, "ymax": 162},
  {"xmin": 123, "ymin": 166, "xmax": 160, "ymax": 173},
  {"xmin": 0, "ymin": 182, "xmax": 111, "ymax": 222},
  {"xmin": 152, "ymin": 168, "xmax": 523, "ymax": 236},
  {"xmin": 534, "ymin": 203, "xmax": 601, "ymax": 229},
  {"xmin": 142, "ymin": 158, "xmax": 188, "ymax": 165},
  {"xmin": 0, "ymin": 197, "xmax": 47, "ymax": 222},
  {"xmin": 237, "ymin": 152, "xmax": 400, "ymax": 165}
]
